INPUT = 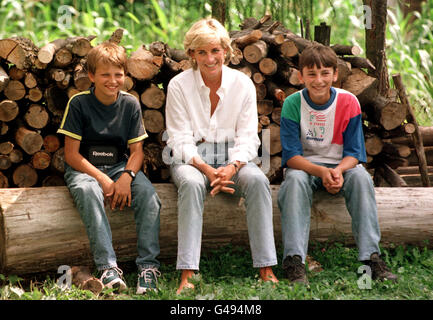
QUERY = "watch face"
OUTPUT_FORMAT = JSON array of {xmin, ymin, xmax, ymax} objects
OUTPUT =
[{"xmin": 125, "ymin": 170, "xmax": 135, "ymax": 178}]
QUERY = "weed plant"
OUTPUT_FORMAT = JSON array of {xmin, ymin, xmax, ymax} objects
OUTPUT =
[
  {"xmin": 387, "ymin": 1, "xmax": 433, "ymax": 125},
  {"xmin": 2, "ymin": 242, "xmax": 433, "ymax": 300}
]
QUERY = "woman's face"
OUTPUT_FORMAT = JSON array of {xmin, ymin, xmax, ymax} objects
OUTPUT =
[{"xmin": 190, "ymin": 41, "xmax": 227, "ymax": 81}]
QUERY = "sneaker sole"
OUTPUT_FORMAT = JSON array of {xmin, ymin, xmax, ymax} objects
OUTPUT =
[{"xmin": 136, "ymin": 287, "xmax": 157, "ymax": 295}]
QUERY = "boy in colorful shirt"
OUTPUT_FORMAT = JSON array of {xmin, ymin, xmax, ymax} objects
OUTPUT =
[
  {"xmin": 57, "ymin": 42, "xmax": 161, "ymax": 294},
  {"xmin": 278, "ymin": 44, "xmax": 397, "ymax": 284}
]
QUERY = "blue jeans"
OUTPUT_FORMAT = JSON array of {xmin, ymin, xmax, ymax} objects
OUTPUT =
[
  {"xmin": 64, "ymin": 162, "xmax": 161, "ymax": 271},
  {"xmin": 278, "ymin": 163, "xmax": 381, "ymax": 263},
  {"xmin": 170, "ymin": 143, "xmax": 278, "ymax": 270}
]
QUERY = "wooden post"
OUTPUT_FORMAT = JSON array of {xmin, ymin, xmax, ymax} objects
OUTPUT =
[
  {"xmin": 363, "ymin": 0, "xmax": 390, "ymax": 96},
  {"xmin": 314, "ymin": 22, "xmax": 331, "ymax": 46},
  {"xmin": 392, "ymin": 74, "xmax": 430, "ymax": 187}
]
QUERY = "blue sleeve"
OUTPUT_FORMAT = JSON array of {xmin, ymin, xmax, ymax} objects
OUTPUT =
[
  {"xmin": 342, "ymin": 114, "xmax": 367, "ymax": 163},
  {"xmin": 127, "ymin": 96, "xmax": 148, "ymax": 144},
  {"xmin": 280, "ymin": 116, "xmax": 303, "ymax": 168}
]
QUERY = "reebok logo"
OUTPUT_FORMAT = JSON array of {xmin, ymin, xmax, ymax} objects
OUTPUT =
[{"xmin": 92, "ymin": 151, "xmax": 114, "ymax": 157}]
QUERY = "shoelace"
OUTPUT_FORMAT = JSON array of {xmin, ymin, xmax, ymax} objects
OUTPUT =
[
  {"xmin": 102, "ymin": 266, "xmax": 124, "ymax": 279},
  {"xmin": 139, "ymin": 268, "xmax": 161, "ymax": 284}
]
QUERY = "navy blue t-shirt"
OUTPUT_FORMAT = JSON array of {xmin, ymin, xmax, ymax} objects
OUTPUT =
[{"xmin": 57, "ymin": 87, "xmax": 147, "ymax": 163}]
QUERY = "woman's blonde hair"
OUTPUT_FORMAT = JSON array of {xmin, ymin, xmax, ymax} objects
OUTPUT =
[{"xmin": 183, "ymin": 18, "xmax": 233, "ymax": 69}]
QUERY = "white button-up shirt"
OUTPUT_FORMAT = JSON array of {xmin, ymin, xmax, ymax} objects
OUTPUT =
[{"xmin": 165, "ymin": 65, "xmax": 260, "ymax": 164}]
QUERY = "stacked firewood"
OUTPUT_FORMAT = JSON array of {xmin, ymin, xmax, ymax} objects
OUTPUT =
[
  {"xmin": 0, "ymin": 30, "xmax": 193, "ymax": 187},
  {"xmin": 227, "ymin": 16, "xmax": 417, "ymax": 185},
  {"xmin": 0, "ymin": 16, "xmax": 424, "ymax": 188},
  {"xmin": 0, "ymin": 36, "xmax": 97, "ymax": 187}
]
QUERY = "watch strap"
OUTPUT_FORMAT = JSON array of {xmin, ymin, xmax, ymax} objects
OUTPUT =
[{"xmin": 122, "ymin": 169, "xmax": 135, "ymax": 179}]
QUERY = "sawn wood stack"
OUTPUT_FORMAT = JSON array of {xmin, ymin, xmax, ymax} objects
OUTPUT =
[{"xmin": 0, "ymin": 16, "xmax": 428, "ymax": 188}]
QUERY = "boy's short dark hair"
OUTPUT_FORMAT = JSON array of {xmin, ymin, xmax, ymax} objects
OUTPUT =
[
  {"xmin": 298, "ymin": 43, "xmax": 337, "ymax": 73},
  {"xmin": 86, "ymin": 41, "xmax": 127, "ymax": 74}
]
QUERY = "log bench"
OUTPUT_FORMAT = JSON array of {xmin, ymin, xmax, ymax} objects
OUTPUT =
[{"xmin": 1, "ymin": 184, "xmax": 433, "ymax": 275}]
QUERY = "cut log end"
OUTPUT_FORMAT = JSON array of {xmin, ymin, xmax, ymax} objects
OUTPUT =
[{"xmin": 12, "ymin": 164, "xmax": 38, "ymax": 187}]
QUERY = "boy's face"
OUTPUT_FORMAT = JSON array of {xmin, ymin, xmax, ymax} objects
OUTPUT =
[
  {"xmin": 298, "ymin": 64, "xmax": 338, "ymax": 105},
  {"xmin": 88, "ymin": 62, "xmax": 125, "ymax": 105}
]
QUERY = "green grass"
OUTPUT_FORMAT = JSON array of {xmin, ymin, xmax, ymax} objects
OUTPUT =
[{"xmin": 2, "ymin": 242, "xmax": 433, "ymax": 300}]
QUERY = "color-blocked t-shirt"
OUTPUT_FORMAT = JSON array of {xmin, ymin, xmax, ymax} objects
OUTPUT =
[
  {"xmin": 280, "ymin": 87, "xmax": 366, "ymax": 167},
  {"xmin": 57, "ymin": 87, "xmax": 147, "ymax": 163}
]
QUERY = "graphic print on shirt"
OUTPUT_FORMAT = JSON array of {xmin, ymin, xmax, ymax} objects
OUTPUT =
[
  {"xmin": 306, "ymin": 110, "xmax": 326, "ymax": 142},
  {"xmin": 280, "ymin": 87, "xmax": 367, "ymax": 167}
]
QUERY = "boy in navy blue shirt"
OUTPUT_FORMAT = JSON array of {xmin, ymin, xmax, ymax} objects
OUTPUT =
[{"xmin": 58, "ymin": 41, "xmax": 161, "ymax": 294}]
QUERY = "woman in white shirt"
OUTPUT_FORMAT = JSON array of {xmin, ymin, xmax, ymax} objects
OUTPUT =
[{"xmin": 165, "ymin": 18, "xmax": 278, "ymax": 294}]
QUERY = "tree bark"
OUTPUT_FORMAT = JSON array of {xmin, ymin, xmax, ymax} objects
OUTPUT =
[
  {"xmin": 15, "ymin": 126, "xmax": 43, "ymax": 155},
  {"xmin": 0, "ymin": 66, "xmax": 10, "ymax": 92},
  {"xmin": 243, "ymin": 40, "xmax": 268, "ymax": 64},
  {"xmin": 71, "ymin": 266, "xmax": 104, "ymax": 294},
  {"xmin": 2, "ymin": 185, "xmax": 433, "ymax": 274},
  {"xmin": 232, "ymin": 30, "xmax": 263, "ymax": 48},
  {"xmin": 127, "ymin": 45, "xmax": 159, "ymax": 81},
  {"xmin": 363, "ymin": 0, "xmax": 390, "ymax": 95},
  {"xmin": 376, "ymin": 163, "xmax": 408, "ymax": 187},
  {"xmin": 0, "ymin": 37, "xmax": 38, "ymax": 70},
  {"xmin": 73, "ymin": 60, "xmax": 92, "ymax": 91},
  {"xmin": 51, "ymin": 147, "xmax": 65, "ymax": 173},
  {"xmin": 393, "ymin": 74, "xmax": 430, "ymax": 186},
  {"xmin": 211, "ymin": 0, "xmax": 226, "ymax": 25},
  {"xmin": 342, "ymin": 68, "xmax": 378, "ymax": 107},
  {"xmin": 38, "ymin": 39, "xmax": 67, "ymax": 64}
]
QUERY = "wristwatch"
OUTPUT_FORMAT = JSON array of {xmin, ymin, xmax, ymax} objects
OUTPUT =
[
  {"xmin": 122, "ymin": 169, "xmax": 136, "ymax": 180},
  {"xmin": 230, "ymin": 162, "xmax": 239, "ymax": 174}
]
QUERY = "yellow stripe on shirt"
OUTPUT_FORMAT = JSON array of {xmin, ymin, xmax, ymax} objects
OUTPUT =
[
  {"xmin": 128, "ymin": 133, "xmax": 148, "ymax": 145},
  {"xmin": 58, "ymin": 90, "xmax": 91, "ymax": 129},
  {"xmin": 57, "ymin": 129, "xmax": 82, "ymax": 141}
]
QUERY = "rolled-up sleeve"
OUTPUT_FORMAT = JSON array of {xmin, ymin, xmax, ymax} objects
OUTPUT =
[{"xmin": 165, "ymin": 80, "xmax": 199, "ymax": 164}]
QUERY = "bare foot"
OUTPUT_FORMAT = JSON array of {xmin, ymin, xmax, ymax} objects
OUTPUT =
[
  {"xmin": 176, "ymin": 270, "xmax": 195, "ymax": 294},
  {"xmin": 259, "ymin": 266, "xmax": 279, "ymax": 283}
]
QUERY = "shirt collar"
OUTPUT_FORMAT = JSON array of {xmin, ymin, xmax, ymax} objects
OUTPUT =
[
  {"xmin": 193, "ymin": 65, "xmax": 229, "ymax": 93},
  {"xmin": 302, "ymin": 87, "xmax": 336, "ymax": 110}
]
